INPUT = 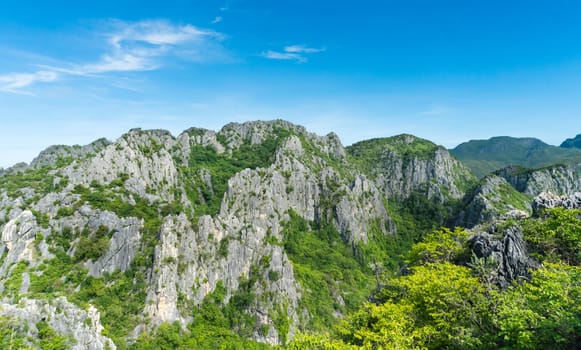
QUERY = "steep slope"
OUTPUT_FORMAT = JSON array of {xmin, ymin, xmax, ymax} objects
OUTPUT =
[
  {"xmin": 560, "ymin": 133, "xmax": 581, "ymax": 149},
  {"xmin": 451, "ymin": 136, "xmax": 581, "ymax": 178},
  {"xmin": 0, "ymin": 120, "xmax": 404, "ymax": 347},
  {"xmin": 3, "ymin": 121, "xmax": 580, "ymax": 349},
  {"xmin": 457, "ymin": 175, "xmax": 531, "ymax": 228},
  {"xmin": 495, "ymin": 164, "xmax": 581, "ymax": 196},
  {"xmin": 347, "ymin": 134, "xmax": 475, "ymax": 201}
]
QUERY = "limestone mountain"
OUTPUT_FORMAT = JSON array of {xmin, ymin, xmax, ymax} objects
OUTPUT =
[
  {"xmin": 450, "ymin": 136, "xmax": 581, "ymax": 178},
  {"xmin": 0, "ymin": 120, "xmax": 579, "ymax": 349},
  {"xmin": 0, "ymin": 120, "xmax": 476, "ymax": 348}
]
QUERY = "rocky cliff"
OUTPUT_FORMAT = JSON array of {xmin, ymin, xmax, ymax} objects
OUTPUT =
[
  {"xmin": 347, "ymin": 134, "xmax": 475, "ymax": 202},
  {"xmin": 495, "ymin": 164, "xmax": 581, "ymax": 196},
  {"xmin": 457, "ymin": 175, "xmax": 531, "ymax": 228},
  {"xmin": 0, "ymin": 120, "xmax": 422, "ymax": 347},
  {"xmin": 1, "ymin": 120, "xmax": 577, "ymax": 348}
]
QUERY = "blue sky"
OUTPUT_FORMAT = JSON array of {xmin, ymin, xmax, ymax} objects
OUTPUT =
[{"xmin": 1, "ymin": 0, "xmax": 581, "ymax": 168}]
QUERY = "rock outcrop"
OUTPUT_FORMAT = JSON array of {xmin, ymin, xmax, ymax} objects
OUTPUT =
[
  {"xmin": 347, "ymin": 134, "xmax": 475, "ymax": 202},
  {"xmin": 468, "ymin": 226, "xmax": 537, "ymax": 288},
  {"xmin": 457, "ymin": 175, "xmax": 531, "ymax": 228},
  {"xmin": 532, "ymin": 191, "xmax": 581, "ymax": 214},
  {"xmin": 0, "ymin": 120, "xmax": 409, "ymax": 346},
  {"xmin": 30, "ymin": 138, "xmax": 111, "ymax": 169},
  {"xmin": 0, "ymin": 297, "xmax": 116, "ymax": 350},
  {"xmin": 495, "ymin": 164, "xmax": 581, "ymax": 196}
]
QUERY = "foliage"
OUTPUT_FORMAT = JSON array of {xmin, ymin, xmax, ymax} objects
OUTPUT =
[
  {"xmin": 522, "ymin": 208, "xmax": 581, "ymax": 265},
  {"xmin": 131, "ymin": 321, "xmax": 272, "ymax": 350},
  {"xmin": 287, "ymin": 333, "xmax": 356, "ymax": 350},
  {"xmin": 36, "ymin": 320, "xmax": 71, "ymax": 350},
  {"xmin": 407, "ymin": 227, "xmax": 471, "ymax": 265},
  {"xmin": 494, "ymin": 263, "xmax": 580, "ymax": 349},
  {"xmin": 74, "ymin": 225, "xmax": 113, "ymax": 262},
  {"xmin": 3, "ymin": 261, "xmax": 29, "ymax": 297},
  {"xmin": 340, "ymin": 262, "xmax": 494, "ymax": 349},
  {"xmin": 0, "ymin": 316, "xmax": 35, "ymax": 350},
  {"xmin": 347, "ymin": 135, "xmax": 440, "ymax": 168},
  {"xmin": 282, "ymin": 211, "xmax": 375, "ymax": 330},
  {"xmin": 71, "ymin": 269, "xmax": 147, "ymax": 345},
  {"xmin": 0, "ymin": 165, "xmax": 68, "ymax": 198},
  {"xmin": 303, "ymin": 209, "xmax": 581, "ymax": 350}
]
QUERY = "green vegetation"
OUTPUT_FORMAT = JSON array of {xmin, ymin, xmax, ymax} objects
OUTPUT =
[
  {"xmin": 2, "ymin": 126, "xmax": 580, "ymax": 349},
  {"xmin": 347, "ymin": 134, "xmax": 440, "ymax": 174},
  {"xmin": 290, "ymin": 210, "xmax": 581, "ymax": 350},
  {"xmin": 282, "ymin": 211, "xmax": 375, "ymax": 330},
  {"xmin": 131, "ymin": 321, "xmax": 272, "ymax": 350},
  {"xmin": 451, "ymin": 136, "xmax": 581, "ymax": 178},
  {"xmin": 0, "ymin": 163, "xmax": 70, "ymax": 198},
  {"xmin": 178, "ymin": 128, "xmax": 291, "ymax": 219},
  {"xmin": 74, "ymin": 225, "xmax": 113, "ymax": 262},
  {"xmin": 0, "ymin": 316, "xmax": 35, "ymax": 350},
  {"xmin": 521, "ymin": 208, "xmax": 581, "ymax": 265},
  {"xmin": 36, "ymin": 320, "xmax": 71, "ymax": 350},
  {"xmin": 3, "ymin": 261, "xmax": 29, "ymax": 297}
]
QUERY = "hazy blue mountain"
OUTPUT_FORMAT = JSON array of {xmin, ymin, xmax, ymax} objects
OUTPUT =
[
  {"xmin": 450, "ymin": 136, "xmax": 581, "ymax": 178},
  {"xmin": 560, "ymin": 133, "xmax": 581, "ymax": 149}
]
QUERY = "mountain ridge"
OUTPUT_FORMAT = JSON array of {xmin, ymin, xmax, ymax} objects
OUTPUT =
[{"xmin": 0, "ymin": 120, "xmax": 579, "ymax": 349}]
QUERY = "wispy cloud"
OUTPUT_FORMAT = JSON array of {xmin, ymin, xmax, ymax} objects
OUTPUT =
[
  {"xmin": 283, "ymin": 45, "xmax": 325, "ymax": 54},
  {"xmin": 262, "ymin": 44, "xmax": 325, "ymax": 63},
  {"xmin": 0, "ymin": 19, "xmax": 227, "ymax": 94},
  {"xmin": 262, "ymin": 50, "xmax": 307, "ymax": 63},
  {"xmin": 0, "ymin": 70, "xmax": 59, "ymax": 94},
  {"xmin": 212, "ymin": 16, "xmax": 223, "ymax": 24}
]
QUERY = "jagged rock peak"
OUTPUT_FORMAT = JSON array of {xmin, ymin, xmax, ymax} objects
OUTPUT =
[
  {"xmin": 532, "ymin": 191, "xmax": 581, "ymax": 214},
  {"xmin": 457, "ymin": 175, "xmax": 531, "ymax": 228},
  {"xmin": 495, "ymin": 164, "xmax": 581, "ymax": 196},
  {"xmin": 468, "ymin": 225, "xmax": 538, "ymax": 288},
  {"xmin": 30, "ymin": 138, "xmax": 111, "ymax": 169},
  {"xmin": 347, "ymin": 134, "xmax": 475, "ymax": 201}
]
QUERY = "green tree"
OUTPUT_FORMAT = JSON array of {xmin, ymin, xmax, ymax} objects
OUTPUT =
[{"xmin": 494, "ymin": 263, "xmax": 581, "ymax": 349}]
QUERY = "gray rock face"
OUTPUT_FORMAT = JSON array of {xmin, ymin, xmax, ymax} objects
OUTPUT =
[
  {"xmin": 0, "ymin": 120, "xmax": 470, "ymax": 346},
  {"xmin": 62, "ymin": 129, "xmax": 180, "ymax": 203},
  {"xmin": 457, "ymin": 175, "xmax": 531, "ymax": 228},
  {"xmin": 30, "ymin": 138, "xmax": 111, "ymax": 168},
  {"xmin": 0, "ymin": 297, "xmax": 116, "ymax": 350},
  {"xmin": 532, "ymin": 191, "xmax": 581, "ymax": 214},
  {"xmin": 349, "ymin": 135, "xmax": 474, "ymax": 202},
  {"xmin": 0, "ymin": 210, "xmax": 51, "ymax": 279},
  {"xmin": 468, "ymin": 226, "xmax": 537, "ymax": 288},
  {"xmin": 496, "ymin": 164, "xmax": 581, "ymax": 196}
]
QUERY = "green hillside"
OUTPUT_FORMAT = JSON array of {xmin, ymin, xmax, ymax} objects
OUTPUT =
[
  {"xmin": 450, "ymin": 136, "xmax": 581, "ymax": 178},
  {"xmin": 561, "ymin": 133, "xmax": 581, "ymax": 149}
]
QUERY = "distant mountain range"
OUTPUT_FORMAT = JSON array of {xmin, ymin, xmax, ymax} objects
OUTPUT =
[
  {"xmin": 560, "ymin": 133, "xmax": 581, "ymax": 149},
  {"xmin": 450, "ymin": 135, "xmax": 581, "ymax": 178}
]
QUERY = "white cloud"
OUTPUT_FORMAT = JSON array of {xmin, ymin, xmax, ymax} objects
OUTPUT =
[
  {"xmin": 262, "ymin": 44, "xmax": 325, "ymax": 63},
  {"xmin": 0, "ymin": 19, "xmax": 227, "ymax": 94},
  {"xmin": 284, "ymin": 45, "xmax": 325, "ymax": 54},
  {"xmin": 262, "ymin": 50, "xmax": 307, "ymax": 63},
  {"xmin": 0, "ymin": 70, "xmax": 58, "ymax": 94},
  {"xmin": 108, "ymin": 20, "xmax": 223, "ymax": 48},
  {"xmin": 212, "ymin": 16, "xmax": 223, "ymax": 24}
]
